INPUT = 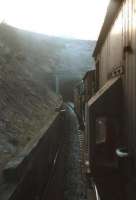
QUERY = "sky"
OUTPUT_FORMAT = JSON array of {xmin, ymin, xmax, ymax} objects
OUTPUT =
[{"xmin": 0, "ymin": 0, "xmax": 110, "ymax": 40}]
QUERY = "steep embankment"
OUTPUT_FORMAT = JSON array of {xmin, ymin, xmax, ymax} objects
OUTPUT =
[
  {"xmin": 0, "ymin": 24, "xmax": 61, "ymax": 172},
  {"xmin": 0, "ymin": 24, "xmax": 95, "ymax": 101},
  {"xmin": 0, "ymin": 23, "xmax": 95, "ymax": 173}
]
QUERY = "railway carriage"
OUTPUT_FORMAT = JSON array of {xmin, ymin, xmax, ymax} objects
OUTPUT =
[{"xmin": 82, "ymin": 0, "xmax": 136, "ymax": 199}]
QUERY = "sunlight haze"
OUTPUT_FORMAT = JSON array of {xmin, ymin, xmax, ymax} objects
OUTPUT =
[{"xmin": 0, "ymin": 0, "xmax": 110, "ymax": 40}]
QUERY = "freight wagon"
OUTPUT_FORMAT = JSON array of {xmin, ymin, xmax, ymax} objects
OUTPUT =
[
  {"xmin": 74, "ymin": 70, "xmax": 96, "ymax": 128},
  {"xmin": 74, "ymin": 81, "xmax": 84, "ymax": 119},
  {"xmin": 83, "ymin": 70, "xmax": 96, "ymax": 103},
  {"xmin": 79, "ymin": 0, "xmax": 136, "ymax": 199}
]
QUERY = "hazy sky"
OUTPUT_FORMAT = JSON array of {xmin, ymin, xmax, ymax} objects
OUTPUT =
[{"xmin": 0, "ymin": 0, "xmax": 110, "ymax": 40}]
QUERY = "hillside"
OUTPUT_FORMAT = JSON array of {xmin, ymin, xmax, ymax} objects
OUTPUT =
[
  {"xmin": 0, "ymin": 24, "xmax": 62, "ymax": 176},
  {"xmin": 0, "ymin": 24, "xmax": 95, "ymax": 100},
  {"xmin": 0, "ymin": 23, "xmax": 95, "ymax": 176}
]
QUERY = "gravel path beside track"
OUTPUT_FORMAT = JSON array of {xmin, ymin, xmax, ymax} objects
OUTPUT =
[{"xmin": 64, "ymin": 104, "xmax": 87, "ymax": 200}]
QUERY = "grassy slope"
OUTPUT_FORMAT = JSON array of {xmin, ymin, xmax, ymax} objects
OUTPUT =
[
  {"xmin": 0, "ymin": 24, "xmax": 61, "ymax": 171},
  {"xmin": 0, "ymin": 23, "xmax": 95, "ymax": 172}
]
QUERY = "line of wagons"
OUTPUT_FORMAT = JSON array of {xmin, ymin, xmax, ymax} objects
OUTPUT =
[{"xmin": 74, "ymin": 0, "xmax": 136, "ymax": 200}]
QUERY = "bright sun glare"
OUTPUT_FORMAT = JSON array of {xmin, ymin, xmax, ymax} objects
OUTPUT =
[{"xmin": 0, "ymin": 0, "xmax": 110, "ymax": 40}]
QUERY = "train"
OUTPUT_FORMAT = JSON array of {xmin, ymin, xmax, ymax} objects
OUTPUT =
[{"xmin": 74, "ymin": 0, "xmax": 136, "ymax": 199}]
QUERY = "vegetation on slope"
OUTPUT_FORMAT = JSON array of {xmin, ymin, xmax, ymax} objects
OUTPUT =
[{"xmin": 0, "ymin": 23, "xmax": 95, "ymax": 173}]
